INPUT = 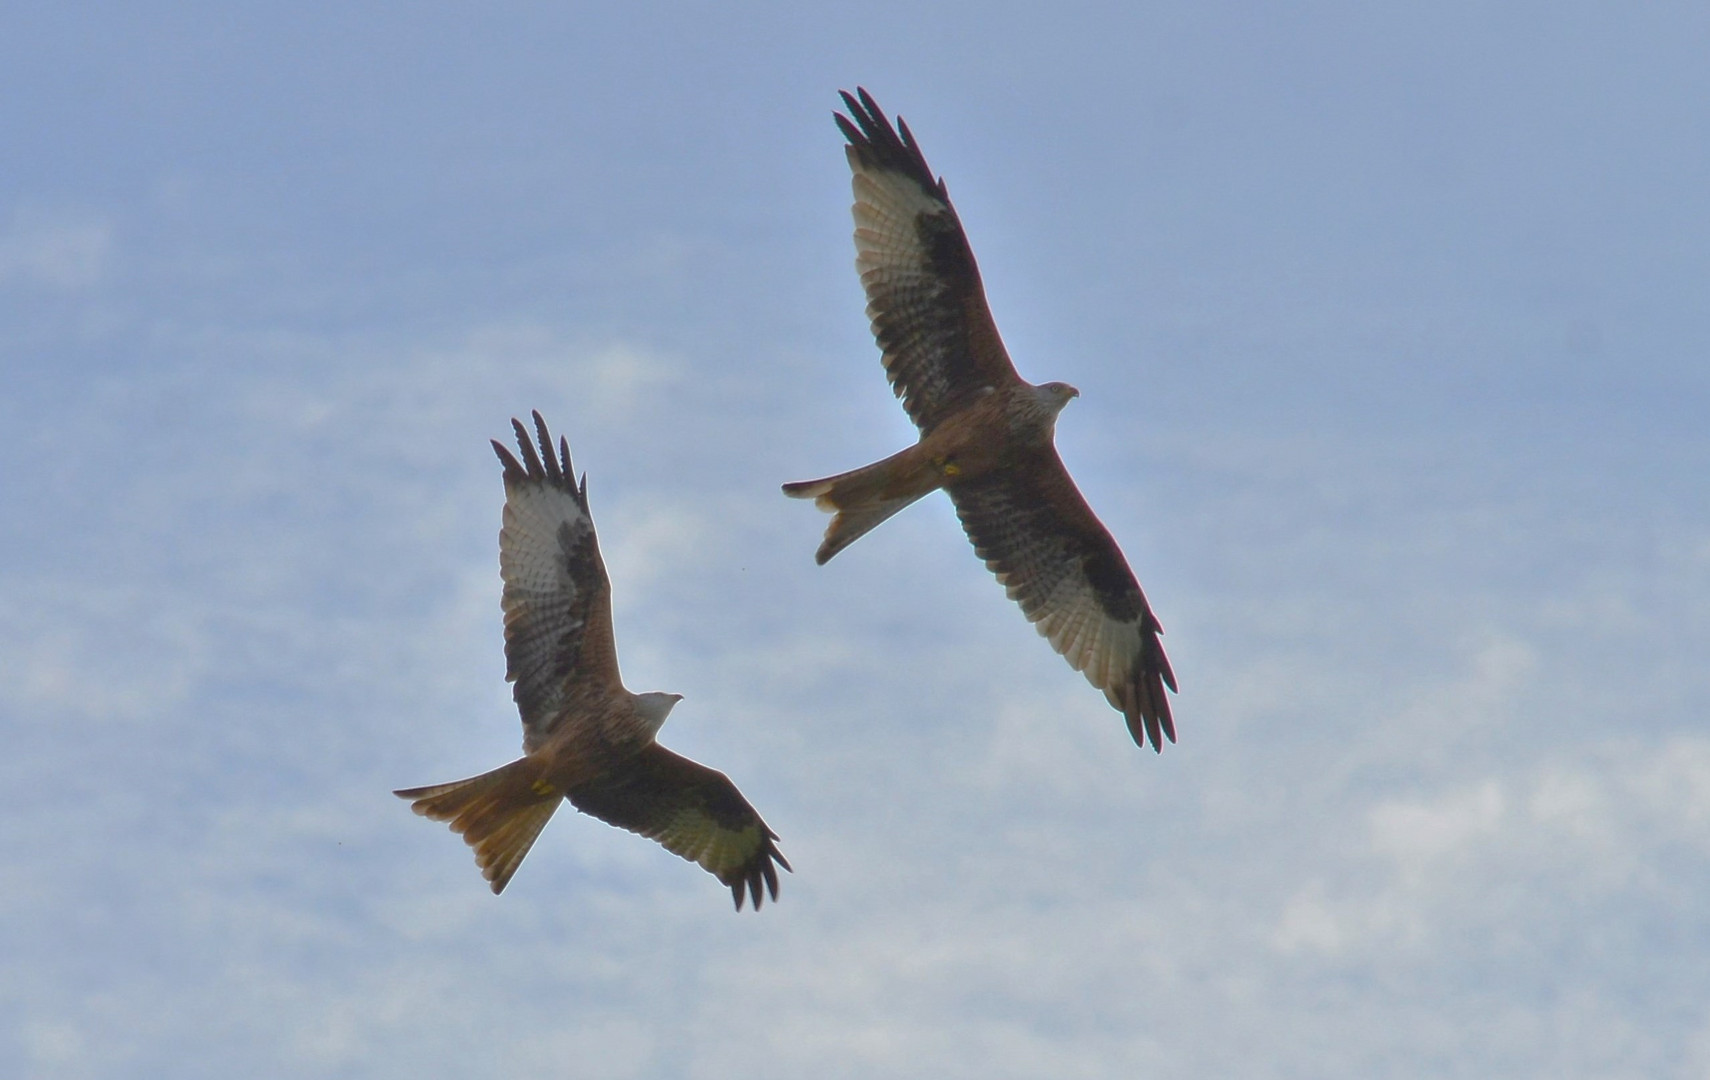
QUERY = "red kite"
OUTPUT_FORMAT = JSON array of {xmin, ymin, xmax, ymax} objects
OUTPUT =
[
  {"xmin": 398, "ymin": 413, "xmax": 788, "ymax": 909},
  {"xmin": 785, "ymin": 89, "xmax": 1178, "ymax": 751}
]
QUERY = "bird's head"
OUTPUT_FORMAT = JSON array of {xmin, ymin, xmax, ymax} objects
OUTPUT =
[
  {"xmin": 1036, "ymin": 381, "xmax": 1080, "ymax": 417},
  {"xmin": 635, "ymin": 691, "xmax": 684, "ymax": 736}
]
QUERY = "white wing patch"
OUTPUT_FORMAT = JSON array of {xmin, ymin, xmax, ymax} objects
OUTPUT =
[
  {"xmin": 654, "ymin": 810, "xmax": 758, "ymax": 876},
  {"xmin": 500, "ymin": 480, "xmax": 593, "ymax": 599},
  {"xmin": 1012, "ymin": 572, "xmax": 1143, "ymax": 706},
  {"xmin": 851, "ymin": 162, "xmax": 947, "ymax": 285},
  {"xmin": 499, "ymin": 481, "xmax": 595, "ymax": 594}
]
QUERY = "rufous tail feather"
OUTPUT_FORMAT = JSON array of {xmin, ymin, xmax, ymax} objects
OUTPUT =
[
  {"xmin": 782, "ymin": 450, "xmax": 941, "ymax": 564},
  {"xmin": 395, "ymin": 757, "xmax": 562, "ymax": 894}
]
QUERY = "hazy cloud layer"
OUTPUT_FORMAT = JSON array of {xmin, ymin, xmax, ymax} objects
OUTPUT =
[{"xmin": 4, "ymin": 3, "xmax": 1708, "ymax": 1078}]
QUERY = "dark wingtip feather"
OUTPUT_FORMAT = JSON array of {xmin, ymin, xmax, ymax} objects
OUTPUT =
[
  {"xmin": 510, "ymin": 417, "xmax": 543, "ymax": 478},
  {"xmin": 1158, "ymin": 690, "xmax": 1178, "ymax": 745},
  {"xmin": 492, "ymin": 439, "xmax": 527, "ymax": 480},
  {"xmin": 1128, "ymin": 618, "xmax": 1179, "ymax": 751},
  {"xmin": 896, "ymin": 114, "xmax": 920, "ymax": 156},
  {"xmin": 856, "ymin": 86, "xmax": 883, "ymax": 124},
  {"xmin": 496, "ymin": 414, "xmax": 586, "ymax": 503},
  {"xmin": 1119, "ymin": 658, "xmax": 1178, "ymax": 753},
  {"xmin": 1146, "ymin": 614, "xmax": 1179, "ymax": 694},
  {"xmin": 833, "ymin": 111, "xmax": 864, "ymax": 150},
  {"xmin": 835, "ymin": 86, "xmax": 938, "ymax": 191},
  {"xmin": 728, "ymin": 832, "xmax": 790, "ymax": 913},
  {"xmin": 530, "ymin": 411, "xmax": 561, "ymax": 484}
]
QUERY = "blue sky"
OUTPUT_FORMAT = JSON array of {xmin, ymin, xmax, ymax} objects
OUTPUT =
[{"xmin": 5, "ymin": 3, "xmax": 1710, "ymax": 1077}]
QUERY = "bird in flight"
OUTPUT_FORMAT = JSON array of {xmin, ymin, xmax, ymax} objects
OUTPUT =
[
  {"xmin": 784, "ymin": 88, "xmax": 1178, "ymax": 752},
  {"xmin": 398, "ymin": 413, "xmax": 788, "ymax": 909}
]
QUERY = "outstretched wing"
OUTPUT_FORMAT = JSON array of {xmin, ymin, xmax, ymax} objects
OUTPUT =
[
  {"xmin": 568, "ymin": 744, "xmax": 790, "ymax": 911},
  {"xmin": 838, "ymin": 87, "xmax": 1022, "ymax": 434},
  {"xmin": 948, "ymin": 448, "xmax": 1178, "ymax": 751},
  {"xmin": 491, "ymin": 412, "xmax": 624, "ymax": 752}
]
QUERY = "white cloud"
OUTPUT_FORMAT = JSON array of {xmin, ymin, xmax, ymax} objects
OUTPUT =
[
  {"xmin": 1370, "ymin": 778, "xmax": 1507, "ymax": 871},
  {"xmin": 1272, "ymin": 734, "xmax": 1710, "ymax": 968}
]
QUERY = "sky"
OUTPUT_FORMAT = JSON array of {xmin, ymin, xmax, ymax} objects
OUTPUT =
[{"xmin": 4, "ymin": 2, "xmax": 1710, "ymax": 1077}]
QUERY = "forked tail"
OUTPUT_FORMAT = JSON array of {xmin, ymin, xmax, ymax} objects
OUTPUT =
[
  {"xmin": 782, "ymin": 448, "xmax": 941, "ymax": 564},
  {"xmin": 395, "ymin": 757, "xmax": 562, "ymax": 894}
]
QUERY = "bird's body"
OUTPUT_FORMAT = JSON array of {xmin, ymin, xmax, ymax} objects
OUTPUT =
[
  {"xmin": 786, "ymin": 380, "xmax": 1074, "ymax": 562},
  {"xmin": 785, "ymin": 88, "xmax": 1178, "ymax": 751},
  {"xmin": 398, "ymin": 413, "xmax": 787, "ymax": 909}
]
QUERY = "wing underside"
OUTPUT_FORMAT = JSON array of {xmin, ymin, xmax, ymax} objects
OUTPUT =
[
  {"xmin": 838, "ymin": 88, "xmax": 1021, "ymax": 433},
  {"xmin": 948, "ymin": 450, "xmax": 1177, "ymax": 750},
  {"xmin": 568, "ymin": 744, "xmax": 790, "ymax": 910},
  {"xmin": 492, "ymin": 413, "xmax": 626, "ymax": 751}
]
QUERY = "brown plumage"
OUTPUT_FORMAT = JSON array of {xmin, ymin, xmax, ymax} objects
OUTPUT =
[
  {"xmin": 398, "ymin": 413, "xmax": 788, "ymax": 909},
  {"xmin": 784, "ymin": 88, "xmax": 1179, "ymax": 752}
]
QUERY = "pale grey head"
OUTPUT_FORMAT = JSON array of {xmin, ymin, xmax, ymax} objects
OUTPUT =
[
  {"xmin": 1023, "ymin": 380, "xmax": 1080, "ymax": 432},
  {"xmin": 1040, "ymin": 380, "xmax": 1080, "ymax": 409},
  {"xmin": 634, "ymin": 691, "xmax": 684, "ymax": 737}
]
